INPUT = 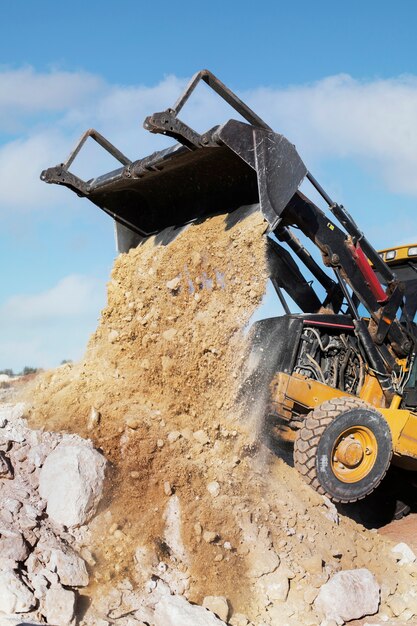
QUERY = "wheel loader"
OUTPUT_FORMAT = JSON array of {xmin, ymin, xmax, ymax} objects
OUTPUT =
[{"xmin": 41, "ymin": 69, "xmax": 417, "ymax": 503}]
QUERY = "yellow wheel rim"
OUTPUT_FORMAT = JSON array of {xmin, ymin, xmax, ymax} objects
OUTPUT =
[{"xmin": 331, "ymin": 426, "xmax": 378, "ymax": 483}]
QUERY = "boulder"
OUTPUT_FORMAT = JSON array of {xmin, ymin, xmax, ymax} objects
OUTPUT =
[
  {"xmin": 391, "ymin": 542, "xmax": 416, "ymax": 565},
  {"xmin": 257, "ymin": 569, "xmax": 291, "ymax": 602},
  {"xmin": 39, "ymin": 443, "xmax": 106, "ymax": 527},
  {"xmin": 30, "ymin": 572, "xmax": 49, "ymax": 600},
  {"xmin": 0, "ymin": 403, "xmax": 26, "ymax": 423},
  {"xmin": 247, "ymin": 542, "xmax": 280, "ymax": 578},
  {"xmin": 0, "ymin": 452, "xmax": 13, "ymax": 478},
  {"xmin": 314, "ymin": 568, "xmax": 380, "ymax": 624},
  {"xmin": 153, "ymin": 594, "xmax": 227, "ymax": 626},
  {"xmin": 49, "ymin": 547, "xmax": 89, "ymax": 586},
  {"xmin": 45, "ymin": 586, "xmax": 76, "ymax": 626},
  {"xmin": 202, "ymin": 596, "xmax": 230, "ymax": 622},
  {"xmin": 0, "ymin": 404, "xmax": 26, "ymax": 443},
  {"xmin": 0, "ymin": 531, "xmax": 29, "ymax": 563},
  {"xmin": 0, "ymin": 569, "xmax": 35, "ymax": 613}
]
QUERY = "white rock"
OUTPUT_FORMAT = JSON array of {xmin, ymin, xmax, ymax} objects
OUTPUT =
[
  {"xmin": 203, "ymin": 530, "xmax": 218, "ymax": 543},
  {"xmin": 162, "ymin": 328, "xmax": 177, "ymax": 341},
  {"xmin": 45, "ymin": 586, "xmax": 76, "ymax": 626},
  {"xmin": 314, "ymin": 569, "xmax": 380, "ymax": 624},
  {"xmin": 39, "ymin": 442, "xmax": 106, "ymax": 527},
  {"xmin": 202, "ymin": 596, "xmax": 230, "ymax": 622},
  {"xmin": 392, "ymin": 542, "xmax": 416, "ymax": 565},
  {"xmin": 0, "ymin": 570, "xmax": 35, "ymax": 613},
  {"xmin": 87, "ymin": 407, "xmax": 101, "ymax": 431},
  {"xmin": 167, "ymin": 431, "xmax": 182, "ymax": 443},
  {"xmin": 27, "ymin": 442, "xmax": 54, "ymax": 468},
  {"xmin": 30, "ymin": 572, "xmax": 49, "ymax": 600},
  {"xmin": 207, "ymin": 481, "xmax": 220, "ymax": 497},
  {"xmin": 166, "ymin": 277, "xmax": 181, "ymax": 291},
  {"xmin": 163, "ymin": 495, "xmax": 188, "ymax": 564},
  {"xmin": 0, "ymin": 403, "xmax": 26, "ymax": 422},
  {"xmin": 0, "ymin": 531, "xmax": 29, "ymax": 562},
  {"xmin": 134, "ymin": 544, "xmax": 157, "ymax": 580},
  {"xmin": 257, "ymin": 569, "xmax": 290, "ymax": 602},
  {"xmin": 321, "ymin": 495, "xmax": 339, "ymax": 525},
  {"xmin": 1, "ymin": 429, "xmax": 25, "ymax": 444},
  {"xmin": 41, "ymin": 568, "xmax": 59, "ymax": 586},
  {"xmin": 108, "ymin": 329, "xmax": 120, "ymax": 343},
  {"xmin": 3, "ymin": 498, "xmax": 21, "ymax": 515},
  {"xmin": 0, "ymin": 452, "xmax": 13, "ymax": 478},
  {"xmin": 163, "ymin": 481, "xmax": 173, "ymax": 496},
  {"xmin": 247, "ymin": 540, "xmax": 279, "ymax": 578},
  {"xmin": 193, "ymin": 430, "xmax": 210, "ymax": 445},
  {"xmin": 49, "ymin": 547, "xmax": 89, "ymax": 586},
  {"xmin": 0, "ymin": 404, "xmax": 26, "ymax": 443},
  {"xmin": 158, "ymin": 564, "xmax": 191, "ymax": 596},
  {"xmin": 153, "ymin": 594, "xmax": 227, "ymax": 625}
]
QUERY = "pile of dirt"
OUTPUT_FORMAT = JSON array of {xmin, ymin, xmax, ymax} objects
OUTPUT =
[
  {"xmin": 0, "ymin": 402, "xmax": 106, "ymax": 625},
  {"xmin": 27, "ymin": 209, "xmax": 417, "ymax": 625}
]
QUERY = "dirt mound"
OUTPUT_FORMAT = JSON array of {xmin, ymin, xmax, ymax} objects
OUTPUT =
[{"xmin": 28, "ymin": 209, "xmax": 417, "ymax": 624}]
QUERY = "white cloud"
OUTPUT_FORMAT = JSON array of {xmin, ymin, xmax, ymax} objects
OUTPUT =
[
  {"xmin": 2, "ymin": 274, "xmax": 103, "ymax": 320},
  {"xmin": 0, "ymin": 67, "xmax": 104, "ymax": 118},
  {"xmin": 247, "ymin": 74, "xmax": 417, "ymax": 195},
  {"xmin": 0, "ymin": 275, "xmax": 106, "ymax": 371},
  {"xmin": 0, "ymin": 131, "xmax": 71, "ymax": 209}
]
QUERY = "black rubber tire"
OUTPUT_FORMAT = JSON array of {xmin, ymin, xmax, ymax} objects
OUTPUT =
[{"xmin": 293, "ymin": 397, "xmax": 393, "ymax": 503}]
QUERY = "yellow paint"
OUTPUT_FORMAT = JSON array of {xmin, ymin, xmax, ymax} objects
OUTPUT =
[
  {"xmin": 284, "ymin": 373, "xmax": 350, "ymax": 408},
  {"xmin": 381, "ymin": 407, "xmax": 417, "ymax": 460},
  {"xmin": 390, "ymin": 395, "xmax": 402, "ymax": 410},
  {"xmin": 358, "ymin": 374, "xmax": 385, "ymax": 407},
  {"xmin": 377, "ymin": 243, "xmax": 417, "ymax": 264}
]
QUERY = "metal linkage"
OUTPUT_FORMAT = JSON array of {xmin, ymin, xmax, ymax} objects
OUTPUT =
[
  {"xmin": 307, "ymin": 171, "xmax": 395, "ymax": 285},
  {"xmin": 62, "ymin": 129, "xmax": 131, "ymax": 171},
  {"xmin": 170, "ymin": 69, "xmax": 271, "ymax": 131},
  {"xmin": 41, "ymin": 129, "xmax": 132, "ymax": 192}
]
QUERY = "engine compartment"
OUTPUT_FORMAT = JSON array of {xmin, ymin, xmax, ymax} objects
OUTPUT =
[{"xmin": 294, "ymin": 326, "xmax": 365, "ymax": 396}]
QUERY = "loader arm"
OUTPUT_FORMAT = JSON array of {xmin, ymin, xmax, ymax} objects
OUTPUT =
[{"xmin": 40, "ymin": 69, "xmax": 416, "ymax": 401}]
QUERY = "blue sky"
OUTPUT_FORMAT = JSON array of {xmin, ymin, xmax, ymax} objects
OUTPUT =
[{"xmin": 1, "ymin": 0, "xmax": 417, "ymax": 371}]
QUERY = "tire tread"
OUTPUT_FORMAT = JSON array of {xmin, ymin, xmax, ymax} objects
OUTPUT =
[{"xmin": 293, "ymin": 397, "xmax": 393, "ymax": 503}]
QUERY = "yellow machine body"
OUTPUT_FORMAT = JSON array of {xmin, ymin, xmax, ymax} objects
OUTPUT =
[
  {"xmin": 270, "ymin": 370, "xmax": 417, "ymax": 469},
  {"xmin": 269, "ymin": 243, "xmax": 417, "ymax": 476}
]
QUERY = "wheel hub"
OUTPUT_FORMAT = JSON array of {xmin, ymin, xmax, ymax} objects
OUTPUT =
[
  {"xmin": 335, "ymin": 437, "xmax": 364, "ymax": 467},
  {"xmin": 331, "ymin": 425, "xmax": 378, "ymax": 483}
]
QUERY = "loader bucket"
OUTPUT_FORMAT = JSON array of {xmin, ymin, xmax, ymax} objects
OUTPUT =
[{"xmin": 40, "ymin": 70, "xmax": 308, "ymax": 252}]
